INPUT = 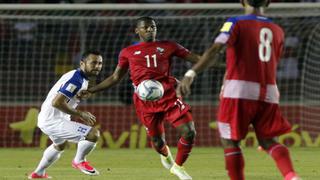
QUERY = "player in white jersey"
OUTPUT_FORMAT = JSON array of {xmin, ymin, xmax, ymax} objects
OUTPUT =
[{"xmin": 28, "ymin": 50, "xmax": 103, "ymax": 179}]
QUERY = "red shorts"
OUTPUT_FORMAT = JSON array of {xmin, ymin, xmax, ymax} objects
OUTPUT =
[
  {"xmin": 218, "ymin": 98, "xmax": 291, "ymax": 140},
  {"xmin": 136, "ymin": 103, "xmax": 192, "ymax": 137}
]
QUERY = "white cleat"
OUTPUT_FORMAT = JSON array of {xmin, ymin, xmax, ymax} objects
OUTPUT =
[
  {"xmin": 170, "ymin": 163, "xmax": 192, "ymax": 180},
  {"xmin": 160, "ymin": 145, "xmax": 174, "ymax": 170}
]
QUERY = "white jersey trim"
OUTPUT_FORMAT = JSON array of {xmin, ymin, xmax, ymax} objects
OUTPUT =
[
  {"xmin": 218, "ymin": 122, "xmax": 231, "ymax": 139},
  {"xmin": 58, "ymin": 91, "xmax": 71, "ymax": 100},
  {"xmin": 214, "ymin": 33, "xmax": 230, "ymax": 44},
  {"xmin": 222, "ymin": 80, "xmax": 279, "ymax": 104}
]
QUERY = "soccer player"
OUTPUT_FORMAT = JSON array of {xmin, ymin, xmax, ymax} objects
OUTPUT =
[
  {"xmin": 177, "ymin": 0, "xmax": 301, "ymax": 180},
  {"xmin": 81, "ymin": 16, "xmax": 200, "ymax": 180},
  {"xmin": 28, "ymin": 50, "xmax": 103, "ymax": 179}
]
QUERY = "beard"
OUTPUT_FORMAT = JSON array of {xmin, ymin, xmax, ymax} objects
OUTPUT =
[{"xmin": 84, "ymin": 67, "xmax": 100, "ymax": 77}]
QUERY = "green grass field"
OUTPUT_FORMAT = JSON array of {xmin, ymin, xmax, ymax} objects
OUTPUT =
[{"xmin": 0, "ymin": 147, "xmax": 319, "ymax": 180}]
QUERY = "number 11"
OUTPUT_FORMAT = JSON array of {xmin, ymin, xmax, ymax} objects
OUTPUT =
[{"xmin": 145, "ymin": 54, "xmax": 157, "ymax": 68}]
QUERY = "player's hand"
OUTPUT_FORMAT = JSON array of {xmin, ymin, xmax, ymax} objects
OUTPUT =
[
  {"xmin": 176, "ymin": 76, "xmax": 194, "ymax": 97},
  {"xmin": 79, "ymin": 111, "xmax": 96, "ymax": 126},
  {"xmin": 77, "ymin": 90, "xmax": 92, "ymax": 100}
]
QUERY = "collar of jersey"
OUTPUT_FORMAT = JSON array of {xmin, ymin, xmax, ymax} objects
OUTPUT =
[{"xmin": 77, "ymin": 68, "xmax": 89, "ymax": 80}]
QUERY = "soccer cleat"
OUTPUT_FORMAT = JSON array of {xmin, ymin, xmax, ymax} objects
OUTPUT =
[
  {"xmin": 291, "ymin": 177, "xmax": 302, "ymax": 180},
  {"xmin": 160, "ymin": 145, "xmax": 174, "ymax": 170},
  {"xmin": 72, "ymin": 160, "xmax": 99, "ymax": 176},
  {"xmin": 28, "ymin": 172, "xmax": 52, "ymax": 179},
  {"xmin": 170, "ymin": 163, "xmax": 192, "ymax": 180},
  {"xmin": 285, "ymin": 172, "xmax": 301, "ymax": 180}
]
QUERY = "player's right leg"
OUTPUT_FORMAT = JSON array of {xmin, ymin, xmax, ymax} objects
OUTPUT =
[
  {"xmin": 28, "ymin": 141, "xmax": 67, "ymax": 179},
  {"xmin": 255, "ymin": 102, "xmax": 300, "ymax": 180},
  {"xmin": 150, "ymin": 135, "xmax": 174, "ymax": 170},
  {"xmin": 258, "ymin": 138, "xmax": 301, "ymax": 180},
  {"xmin": 136, "ymin": 110, "xmax": 175, "ymax": 170}
]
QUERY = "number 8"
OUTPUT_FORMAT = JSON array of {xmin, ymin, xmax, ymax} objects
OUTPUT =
[{"xmin": 259, "ymin": 28, "xmax": 273, "ymax": 62}]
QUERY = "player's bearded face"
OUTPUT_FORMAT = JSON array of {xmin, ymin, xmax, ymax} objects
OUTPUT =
[{"xmin": 82, "ymin": 55, "xmax": 103, "ymax": 76}]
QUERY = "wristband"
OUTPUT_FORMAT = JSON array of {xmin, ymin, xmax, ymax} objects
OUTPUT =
[{"xmin": 184, "ymin": 69, "xmax": 197, "ymax": 79}]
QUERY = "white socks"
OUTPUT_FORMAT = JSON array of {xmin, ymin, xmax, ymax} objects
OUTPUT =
[
  {"xmin": 73, "ymin": 140, "xmax": 96, "ymax": 164},
  {"xmin": 34, "ymin": 144, "xmax": 63, "ymax": 175},
  {"xmin": 33, "ymin": 140, "xmax": 96, "ymax": 175}
]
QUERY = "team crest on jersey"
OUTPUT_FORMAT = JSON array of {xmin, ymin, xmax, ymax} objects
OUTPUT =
[
  {"xmin": 66, "ymin": 83, "xmax": 77, "ymax": 93},
  {"xmin": 156, "ymin": 47, "xmax": 164, "ymax": 54},
  {"xmin": 134, "ymin": 51, "xmax": 141, "ymax": 55}
]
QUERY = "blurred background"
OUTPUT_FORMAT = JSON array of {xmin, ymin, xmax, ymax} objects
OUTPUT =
[
  {"xmin": 1, "ymin": 0, "xmax": 320, "ymax": 3},
  {"xmin": 0, "ymin": 2, "xmax": 319, "ymax": 149}
]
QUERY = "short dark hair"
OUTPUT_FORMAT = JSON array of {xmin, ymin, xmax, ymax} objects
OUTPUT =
[
  {"xmin": 81, "ymin": 50, "xmax": 102, "ymax": 62},
  {"xmin": 247, "ymin": 0, "xmax": 270, "ymax": 8},
  {"xmin": 136, "ymin": 16, "xmax": 155, "ymax": 27}
]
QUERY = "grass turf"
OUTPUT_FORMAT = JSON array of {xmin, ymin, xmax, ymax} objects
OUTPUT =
[{"xmin": 0, "ymin": 147, "xmax": 319, "ymax": 180}]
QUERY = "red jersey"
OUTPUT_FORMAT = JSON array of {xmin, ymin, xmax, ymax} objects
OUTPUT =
[
  {"xmin": 215, "ymin": 14, "xmax": 284, "ymax": 104},
  {"xmin": 118, "ymin": 40, "xmax": 191, "ymax": 113}
]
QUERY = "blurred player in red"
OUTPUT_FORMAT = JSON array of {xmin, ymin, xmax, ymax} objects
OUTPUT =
[
  {"xmin": 82, "ymin": 16, "xmax": 200, "ymax": 180},
  {"xmin": 177, "ymin": 0, "xmax": 301, "ymax": 180}
]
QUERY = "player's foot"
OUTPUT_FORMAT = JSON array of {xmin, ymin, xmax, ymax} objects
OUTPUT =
[
  {"xmin": 28, "ymin": 172, "xmax": 52, "ymax": 179},
  {"xmin": 170, "ymin": 163, "xmax": 192, "ymax": 180},
  {"xmin": 72, "ymin": 160, "xmax": 99, "ymax": 176},
  {"xmin": 160, "ymin": 145, "xmax": 174, "ymax": 169},
  {"xmin": 285, "ymin": 172, "xmax": 301, "ymax": 180},
  {"xmin": 257, "ymin": 146, "xmax": 264, "ymax": 151}
]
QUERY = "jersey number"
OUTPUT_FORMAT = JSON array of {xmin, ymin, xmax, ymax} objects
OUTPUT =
[
  {"xmin": 259, "ymin": 28, "xmax": 273, "ymax": 62},
  {"xmin": 145, "ymin": 54, "xmax": 157, "ymax": 68}
]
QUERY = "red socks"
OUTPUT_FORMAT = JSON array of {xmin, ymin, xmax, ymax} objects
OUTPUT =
[
  {"xmin": 175, "ymin": 137, "xmax": 193, "ymax": 166},
  {"xmin": 224, "ymin": 147, "xmax": 245, "ymax": 180},
  {"xmin": 223, "ymin": 144, "xmax": 298, "ymax": 180},
  {"xmin": 267, "ymin": 143, "xmax": 296, "ymax": 178}
]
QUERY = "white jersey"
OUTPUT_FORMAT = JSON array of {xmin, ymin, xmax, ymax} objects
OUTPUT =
[{"xmin": 38, "ymin": 69, "xmax": 89, "ymax": 128}]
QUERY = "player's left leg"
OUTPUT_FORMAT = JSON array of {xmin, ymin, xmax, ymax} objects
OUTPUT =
[
  {"xmin": 220, "ymin": 138, "xmax": 244, "ymax": 180},
  {"xmin": 258, "ymin": 138, "xmax": 301, "ymax": 180},
  {"xmin": 217, "ymin": 98, "xmax": 255, "ymax": 180},
  {"xmin": 72, "ymin": 127, "xmax": 100, "ymax": 176},
  {"xmin": 170, "ymin": 112, "xmax": 195, "ymax": 180},
  {"xmin": 175, "ymin": 120, "xmax": 196, "ymax": 167}
]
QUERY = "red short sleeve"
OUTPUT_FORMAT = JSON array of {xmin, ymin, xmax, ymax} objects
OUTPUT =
[
  {"xmin": 118, "ymin": 49, "xmax": 129, "ymax": 69},
  {"xmin": 173, "ymin": 42, "xmax": 190, "ymax": 58}
]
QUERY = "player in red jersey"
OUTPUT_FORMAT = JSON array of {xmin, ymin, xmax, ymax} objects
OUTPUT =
[
  {"xmin": 81, "ymin": 16, "xmax": 200, "ymax": 180},
  {"xmin": 177, "ymin": 0, "xmax": 301, "ymax": 180}
]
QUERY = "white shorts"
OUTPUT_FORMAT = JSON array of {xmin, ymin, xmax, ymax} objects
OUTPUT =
[{"xmin": 38, "ymin": 118, "xmax": 92, "ymax": 145}]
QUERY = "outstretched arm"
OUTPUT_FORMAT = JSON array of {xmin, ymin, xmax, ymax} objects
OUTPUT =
[
  {"xmin": 89, "ymin": 66, "xmax": 128, "ymax": 93},
  {"xmin": 192, "ymin": 43, "xmax": 224, "ymax": 74},
  {"xmin": 183, "ymin": 52, "xmax": 201, "ymax": 64},
  {"xmin": 177, "ymin": 43, "xmax": 225, "ymax": 97}
]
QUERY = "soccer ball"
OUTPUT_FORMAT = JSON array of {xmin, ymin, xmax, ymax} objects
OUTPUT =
[{"xmin": 137, "ymin": 80, "xmax": 164, "ymax": 101}]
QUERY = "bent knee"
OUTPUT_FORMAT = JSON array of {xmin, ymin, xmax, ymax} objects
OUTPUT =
[
  {"xmin": 54, "ymin": 141, "xmax": 68, "ymax": 151},
  {"xmin": 183, "ymin": 129, "xmax": 196, "ymax": 141},
  {"xmin": 258, "ymin": 138, "xmax": 277, "ymax": 150},
  {"xmin": 86, "ymin": 128, "xmax": 100, "ymax": 142},
  {"xmin": 151, "ymin": 136, "xmax": 165, "ymax": 148}
]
